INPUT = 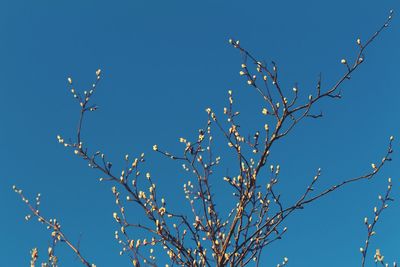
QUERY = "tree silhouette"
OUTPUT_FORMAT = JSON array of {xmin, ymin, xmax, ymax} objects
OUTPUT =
[{"xmin": 14, "ymin": 10, "xmax": 396, "ymax": 267}]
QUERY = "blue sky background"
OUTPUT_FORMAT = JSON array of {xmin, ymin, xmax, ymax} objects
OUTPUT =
[{"xmin": 1, "ymin": 1, "xmax": 399, "ymax": 266}]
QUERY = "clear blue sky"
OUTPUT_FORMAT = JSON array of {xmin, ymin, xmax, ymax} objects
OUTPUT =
[{"xmin": 0, "ymin": 1, "xmax": 399, "ymax": 266}]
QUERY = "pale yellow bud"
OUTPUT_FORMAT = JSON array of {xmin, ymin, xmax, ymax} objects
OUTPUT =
[{"xmin": 262, "ymin": 108, "xmax": 268, "ymax": 115}]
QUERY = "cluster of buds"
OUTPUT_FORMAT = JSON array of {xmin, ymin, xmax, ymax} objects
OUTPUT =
[
  {"xmin": 228, "ymin": 38, "xmax": 240, "ymax": 48},
  {"xmin": 374, "ymin": 249, "xmax": 384, "ymax": 262},
  {"xmin": 276, "ymin": 257, "xmax": 289, "ymax": 267},
  {"xmin": 66, "ymin": 69, "xmax": 102, "ymax": 110}
]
